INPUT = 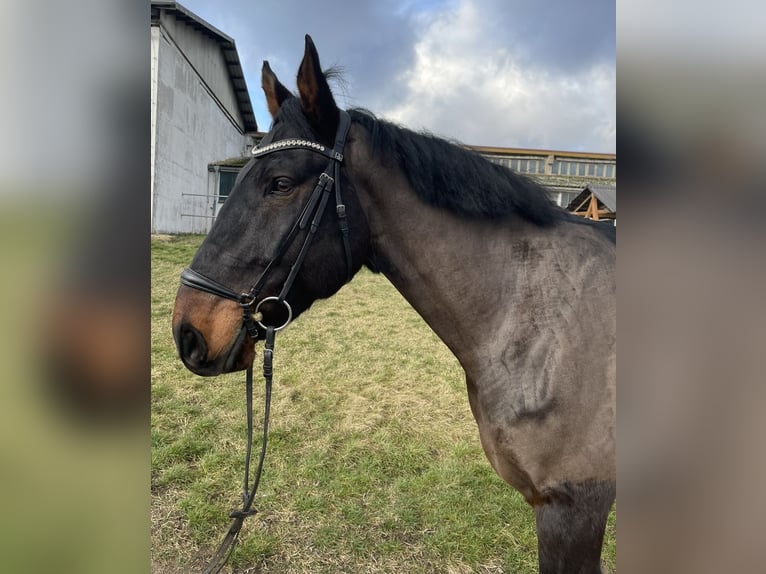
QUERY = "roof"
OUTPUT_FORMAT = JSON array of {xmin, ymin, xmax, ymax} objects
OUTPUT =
[
  {"xmin": 209, "ymin": 156, "xmax": 252, "ymax": 168},
  {"xmin": 586, "ymin": 183, "xmax": 616, "ymax": 211},
  {"xmin": 151, "ymin": 1, "xmax": 257, "ymax": 133},
  {"xmin": 469, "ymin": 145, "xmax": 616, "ymax": 161},
  {"xmin": 567, "ymin": 183, "xmax": 617, "ymax": 213}
]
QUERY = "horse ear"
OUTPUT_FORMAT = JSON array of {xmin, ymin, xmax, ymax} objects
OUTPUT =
[
  {"xmin": 296, "ymin": 35, "xmax": 339, "ymax": 138},
  {"xmin": 262, "ymin": 61, "xmax": 292, "ymax": 119}
]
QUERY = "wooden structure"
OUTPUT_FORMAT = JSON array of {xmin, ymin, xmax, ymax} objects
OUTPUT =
[{"xmin": 567, "ymin": 183, "xmax": 616, "ymax": 223}]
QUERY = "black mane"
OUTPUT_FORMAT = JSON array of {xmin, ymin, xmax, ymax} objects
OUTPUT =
[
  {"xmin": 271, "ymin": 99, "xmax": 563, "ymax": 226},
  {"xmin": 348, "ymin": 109, "xmax": 564, "ymax": 226}
]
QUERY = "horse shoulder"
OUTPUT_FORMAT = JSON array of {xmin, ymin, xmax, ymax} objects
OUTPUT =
[{"xmin": 466, "ymin": 221, "xmax": 615, "ymax": 492}]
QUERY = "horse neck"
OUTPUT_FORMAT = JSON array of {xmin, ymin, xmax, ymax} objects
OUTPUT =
[{"xmin": 347, "ymin": 130, "xmax": 552, "ymax": 370}]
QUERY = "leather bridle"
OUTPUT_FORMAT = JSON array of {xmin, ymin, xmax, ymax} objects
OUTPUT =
[
  {"xmin": 177, "ymin": 111, "xmax": 354, "ymax": 573},
  {"xmin": 180, "ymin": 110, "xmax": 353, "ymax": 339}
]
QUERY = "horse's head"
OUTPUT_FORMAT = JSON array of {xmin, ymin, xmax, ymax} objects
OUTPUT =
[{"xmin": 173, "ymin": 35, "xmax": 370, "ymax": 376}]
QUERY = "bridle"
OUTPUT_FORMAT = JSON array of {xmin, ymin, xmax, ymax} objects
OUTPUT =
[
  {"xmin": 177, "ymin": 111, "xmax": 354, "ymax": 573},
  {"xmin": 180, "ymin": 110, "xmax": 353, "ymax": 338}
]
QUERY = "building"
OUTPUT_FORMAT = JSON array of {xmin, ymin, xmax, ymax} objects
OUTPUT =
[
  {"xmin": 474, "ymin": 146, "xmax": 616, "ymax": 209},
  {"xmin": 209, "ymin": 144, "xmax": 617, "ymax": 219},
  {"xmin": 151, "ymin": 2, "xmax": 615, "ymax": 232},
  {"xmin": 567, "ymin": 183, "xmax": 616, "ymax": 223},
  {"xmin": 151, "ymin": 1, "xmax": 257, "ymax": 233}
]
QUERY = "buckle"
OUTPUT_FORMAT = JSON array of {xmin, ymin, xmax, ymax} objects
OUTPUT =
[{"xmin": 238, "ymin": 293, "xmax": 256, "ymax": 307}]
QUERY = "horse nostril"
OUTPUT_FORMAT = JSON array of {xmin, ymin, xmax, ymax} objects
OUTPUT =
[{"xmin": 175, "ymin": 322, "xmax": 208, "ymax": 367}]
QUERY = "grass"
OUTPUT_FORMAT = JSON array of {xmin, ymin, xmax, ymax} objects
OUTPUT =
[{"xmin": 152, "ymin": 234, "xmax": 616, "ymax": 573}]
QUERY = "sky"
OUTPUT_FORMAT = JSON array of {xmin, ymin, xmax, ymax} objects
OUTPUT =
[{"xmin": 179, "ymin": 0, "xmax": 615, "ymax": 153}]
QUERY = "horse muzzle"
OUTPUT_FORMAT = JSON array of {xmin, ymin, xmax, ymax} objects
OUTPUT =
[{"xmin": 172, "ymin": 285, "xmax": 257, "ymax": 375}]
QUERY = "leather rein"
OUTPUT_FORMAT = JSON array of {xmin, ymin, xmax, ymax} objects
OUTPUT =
[{"xmin": 178, "ymin": 111, "xmax": 353, "ymax": 573}]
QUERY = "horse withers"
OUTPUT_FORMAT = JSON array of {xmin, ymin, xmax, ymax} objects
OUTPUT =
[{"xmin": 172, "ymin": 35, "xmax": 616, "ymax": 573}]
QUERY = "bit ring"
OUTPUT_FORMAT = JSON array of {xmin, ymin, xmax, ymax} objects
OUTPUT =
[{"xmin": 254, "ymin": 297, "xmax": 293, "ymax": 331}]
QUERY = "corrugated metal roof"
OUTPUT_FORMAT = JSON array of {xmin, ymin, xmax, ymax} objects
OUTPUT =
[
  {"xmin": 586, "ymin": 184, "xmax": 616, "ymax": 211},
  {"xmin": 151, "ymin": 1, "xmax": 258, "ymax": 133}
]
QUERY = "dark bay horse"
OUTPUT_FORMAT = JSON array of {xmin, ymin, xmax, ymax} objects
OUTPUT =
[{"xmin": 173, "ymin": 36, "xmax": 615, "ymax": 573}]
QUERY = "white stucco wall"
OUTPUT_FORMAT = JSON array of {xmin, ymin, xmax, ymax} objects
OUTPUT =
[{"xmin": 151, "ymin": 17, "xmax": 252, "ymax": 234}]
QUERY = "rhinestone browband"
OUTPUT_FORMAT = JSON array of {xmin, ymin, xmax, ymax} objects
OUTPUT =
[{"xmin": 251, "ymin": 139, "xmax": 327, "ymax": 157}]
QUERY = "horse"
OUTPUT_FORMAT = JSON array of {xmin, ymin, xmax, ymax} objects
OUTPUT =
[{"xmin": 172, "ymin": 35, "xmax": 616, "ymax": 574}]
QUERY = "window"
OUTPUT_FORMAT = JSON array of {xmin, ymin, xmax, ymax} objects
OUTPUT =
[
  {"xmin": 578, "ymin": 163, "xmax": 586, "ymax": 176},
  {"xmin": 606, "ymin": 165, "xmax": 614, "ymax": 178},
  {"xmin": 551, "ymin": 161, "xmax": 560, "ymax": 175},
  {"xmin": 218, "ymin": 170, "xmax": 238, "ymax": 203},
  {"xmin": 588, "ymin": 163, "xmax": 596, "ymax": 176},
  {"xmin": 596, "ymin": 164, "xmax": 604, "ymax": 177}
]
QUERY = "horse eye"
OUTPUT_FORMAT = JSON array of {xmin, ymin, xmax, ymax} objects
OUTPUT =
[{"xmin": 271, "ymin": 178, "xmax": 294, "ymax": 195}]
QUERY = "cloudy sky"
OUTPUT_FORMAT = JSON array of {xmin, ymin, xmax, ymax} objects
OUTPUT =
[{"xmin": 184, "ymin": 0, "xmax": 615, "ymax": 153}]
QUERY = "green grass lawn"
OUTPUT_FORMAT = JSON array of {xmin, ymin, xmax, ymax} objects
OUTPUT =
[{"xmin": 151, "ymin": 234, "xmax": 616, "ymax": 573}]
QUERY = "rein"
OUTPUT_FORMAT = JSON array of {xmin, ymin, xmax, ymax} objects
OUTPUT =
[
  {"xmin": 178, "ymin": 111, "xmax": 353, "ymax": 573},
  {"xmin": 195, "ymin": 328, "xmax": 274, "ymax": 574}
]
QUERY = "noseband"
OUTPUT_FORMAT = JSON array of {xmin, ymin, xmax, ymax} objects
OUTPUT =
[
  {"xmin": 177, "ymin": 111, "xmax": 353, "ymax": 573},
  {"xmin": 180, "ymin": 110, "xmax": 354, "ymax": 338}
]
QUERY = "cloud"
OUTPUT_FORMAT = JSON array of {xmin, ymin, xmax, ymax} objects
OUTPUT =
[
  {"xmin": 179, "ymin": 0, "xmax": 614, "ymax": 152},
  {"xmin": 379, "ymin": 0, "xmax": 615, "ymax": 152},
  {"xmin": 180, "ymin": 0, "xmax": 420, "ymax": 125}
]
